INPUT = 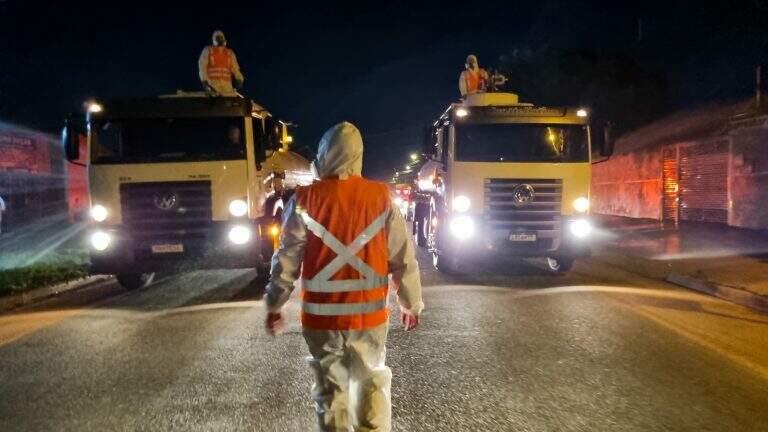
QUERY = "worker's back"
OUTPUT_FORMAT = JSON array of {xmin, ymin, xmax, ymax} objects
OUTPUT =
[{"xmin": 296, "ymin": 176, "xmax": 392, "ymax": 330}]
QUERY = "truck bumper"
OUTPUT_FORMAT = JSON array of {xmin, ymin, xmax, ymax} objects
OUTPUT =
[
  {"xmin": 438, "ymin": 217, "xmax": 592, "ymax": 259},
  {"xmin": 88, "ymin": 219, "xmax": 274, "ymax": 274}
]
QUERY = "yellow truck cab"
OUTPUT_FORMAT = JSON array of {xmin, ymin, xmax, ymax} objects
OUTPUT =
[
  {"xmin": 63, "ymin": 93, "xmax": 312, "ymax": 289},
  {"xmin": 413, "ymin": 92, "xmax": 612, "ymax": 273}
]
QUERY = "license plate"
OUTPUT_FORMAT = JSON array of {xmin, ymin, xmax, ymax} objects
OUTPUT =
[
  {"xmin": 509, "ymin": 233, "xmax": 537, "ymax": 242},
  {"xmin": 151, "ymin": 244, "xmax": 184, "ymax": 253}
]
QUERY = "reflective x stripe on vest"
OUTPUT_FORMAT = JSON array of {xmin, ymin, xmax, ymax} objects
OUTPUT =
[
  {"xmin": 298, "ymin": 209, "xmax": 389, "ymax": 316},
  {"xmin": 207, "ymin": 47, "xmax": 231, "ymax": 82}
]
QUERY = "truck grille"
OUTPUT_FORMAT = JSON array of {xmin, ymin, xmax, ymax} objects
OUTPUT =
[
  {"xmin": 120, "ymin": 181, "xmax": 213, "ymax": 244},
  {"xmin": 483, "ymin": 178, "xmax": 562, "ymax": 234}
]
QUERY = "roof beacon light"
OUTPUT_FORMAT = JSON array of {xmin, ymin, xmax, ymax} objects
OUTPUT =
[{"xmin": 576, "ymin": 108, "xmax": 588, "ymax": 118}]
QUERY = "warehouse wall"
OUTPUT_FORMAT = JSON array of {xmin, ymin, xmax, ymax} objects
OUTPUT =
[
  {"xmin": 592, "ymin": 145, "xmax": 663, "ymax": 220},
  {"xmin": 728, "ymin": 121, "xmax": 768, "ymax": 229}
]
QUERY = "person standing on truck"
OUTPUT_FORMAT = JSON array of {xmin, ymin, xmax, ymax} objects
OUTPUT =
[
  {"xmin": 198, "ymin": 30, "xmax": 244, "ymax": 96},
  {"xmin": 459, "ymin": 54, "xmax": 489, "ymax": 97},
  {"xmin": 0, "ymin": 194, "xmax": 6, "ymax": 234},
  {"xmin": 265, "ymin": 121, "xmax": 423, "ymax": 432}
]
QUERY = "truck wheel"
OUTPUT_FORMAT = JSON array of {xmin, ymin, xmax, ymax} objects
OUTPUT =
[
  {"xmin": 116, "ymin": 273, "xmax": 155, "ymax": 290},
  {"xmin": 413, "ymin": 204, "xmax": 428, "ymax": 247},
  {"xmin": 546, "ymin": 257, "xmax": 575, "ymax": 273},
  {"xmin": 257, "ymin": 260, "xmax": 271, "ymax": 282},
  {"xmin": 433, "ymin": 251, "xmax": 459, "ymax": 273}
]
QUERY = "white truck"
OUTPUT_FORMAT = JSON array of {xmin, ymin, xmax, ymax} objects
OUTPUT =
[
  {"xmin": 63, "ymin": 93, "xmax": 313, "ymax": 289},
  {"xmin": 411, "ymin": 92, "xmax": 613, "ymax": 273}
]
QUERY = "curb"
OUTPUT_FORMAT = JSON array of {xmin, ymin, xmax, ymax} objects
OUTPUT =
[
  {"xmin": 0, "ymin": 275, "xmax": 113, "ymax": 312},
  {"xmin": 592, "ymin": 245, "xmax": 768, "ymax": 315},
  {"xmin": 665, "ymin": 274, "xmax": 768, "ymax": 314}
]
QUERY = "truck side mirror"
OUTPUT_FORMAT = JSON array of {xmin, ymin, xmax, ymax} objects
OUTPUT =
[
  {"xmin": 421, "ymin": 125, "xmax": 436, "ymax": 158},
  {"xmin": 263, "ymin": 117, "xmax": 281, "ymax": 152},
  {"xmin": 62, "ymin": 119, "xmax": 80, "ymax": 161},
  {"xmin": 599, "ymin": 123, "xmax": 614, "ymax": 157},
  {"xmin": 253, "ymin": 118, "xmax": 268, "ymax": 164}
]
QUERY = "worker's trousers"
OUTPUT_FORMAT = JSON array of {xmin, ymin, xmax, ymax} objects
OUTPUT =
[
  {"xmin": 207, "ymin": 79, "xmax": 237, "ymax": 96},
  {"xmin": 303, "ymin": 323, "xmax": 391, "ymax": 432}
]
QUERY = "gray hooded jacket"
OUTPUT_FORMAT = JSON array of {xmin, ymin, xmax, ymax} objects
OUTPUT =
[{"xmin": 265, "ymin": 122, "xmax": 423, "ymax": 316}]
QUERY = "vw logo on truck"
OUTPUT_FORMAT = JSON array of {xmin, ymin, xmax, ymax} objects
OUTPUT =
[
  {"xmin": 512, "ymin": 184, "xmax": 535, "ymax": 207},
  {"xmin": 153, "ymin": 192, "xmax": 178, "ymax": 210}
]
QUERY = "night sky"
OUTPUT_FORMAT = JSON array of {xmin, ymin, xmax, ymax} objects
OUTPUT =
[{"xmin": 2, "ymin": 1, "xmax": 767, "ymax": 178}]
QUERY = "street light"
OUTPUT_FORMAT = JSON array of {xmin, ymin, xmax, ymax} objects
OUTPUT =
[{"xmin": 87, "ymin": 102, "xmax": 103, "ymax": 113}]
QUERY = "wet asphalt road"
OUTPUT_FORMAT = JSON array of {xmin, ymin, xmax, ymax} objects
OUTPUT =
[{"xmin": 2, "ymin": 249, "xmax": 768, "ymax": 431}]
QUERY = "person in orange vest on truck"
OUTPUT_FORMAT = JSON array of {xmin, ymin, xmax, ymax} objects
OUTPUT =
[
  {"xmin": 459, "ymin": 54, "xmax": 489, "ymax": 97},
  {"xmin": 198, "ymin": 30, "xmax": 244, "ymax": 96},
  {"xmin": 0, "ymin": 194, "xmax": 6, "ymax": 235},
  {"xmin": 265, "ymin": 121, "xmax": 423, "ymax": 432}
]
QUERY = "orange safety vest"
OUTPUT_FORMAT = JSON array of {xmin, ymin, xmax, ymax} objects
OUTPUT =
[
  {"xmin": 295, "ymin": 176, "xmax": 391, "ymax": 331},
  {"xmin": 206, "ymin": 46, "xmax": 233, "ymax": 82},
  {"xmin": 464, "ymin": 69, "xmax": 485, "ymax": 94}
]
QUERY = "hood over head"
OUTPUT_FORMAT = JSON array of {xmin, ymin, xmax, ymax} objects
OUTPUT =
[
  {"xmin": 466, "ymin": 54, "xmax": 478, "ymax": 70},
  {"xmin": 212, "ymin": 30, "xmax": 227, "ymax": 46},
  {"xmin": 312, "ymin": 121, "xmax": 363, "ymax": 179}
]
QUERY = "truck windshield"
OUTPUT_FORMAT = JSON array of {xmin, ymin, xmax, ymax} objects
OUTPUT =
[
  {"xmin": 90, "ymin": 117, "xmax": 247, "ymax": 164},
  {"xmin": 455, "ymin": 123, "xmax": 589, "ymax": 163}
]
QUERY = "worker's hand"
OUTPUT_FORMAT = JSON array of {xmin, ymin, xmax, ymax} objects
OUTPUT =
[
  {"xmin": 265, "ymin": 312, "xmax": 284, "ymax": 336},
  {"xmin": 400, "ymin": 307, "xmax": 419, "ymax": 331},
  {"xmin": 201, "ymin": 80, "xmax": 217, "ymax": 95}
]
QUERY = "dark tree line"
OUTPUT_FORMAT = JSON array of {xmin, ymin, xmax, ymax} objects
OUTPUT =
[{"xmin": 496, "ymin": 46, "xmax": 668, "ymax": 135}]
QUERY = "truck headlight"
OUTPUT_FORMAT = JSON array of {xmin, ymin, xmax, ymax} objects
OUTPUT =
[
  {"xmin": 229, "ymin": 199, "xmax": 248, "ymax": 217},
  {"xmin": 449, "ymin": 215, "xmax": 475, "ymax": 240},
  {"xmin": 573, "ymin": 197, "xmax": 590, "ymax": 213},
  {"xmin": 90, "ymin": 204, "xmax": 108, "ymax": 222},
  {"xmin": 90, "ymin": 230, "xmax": 112, "ymax": 251},
  {"xmin": 228, "ymin": 225, "xmax": 251, "ymax": 245},
  {"xmin": 569, "ymin": 219, "xmax": 592, "ymax": 239},
  {"xmin": 452, "ymin": 195, "xmax": 471, "ymax": 213}
]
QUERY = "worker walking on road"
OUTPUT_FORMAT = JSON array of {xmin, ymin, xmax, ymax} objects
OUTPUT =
[
  {"xmin": 198, "ymin": 30, "xmax": 244, "ymax": 96},
  {"xmin": 265, "ymin": 121, "xmax": 423, "ymax": 432},
  {"xmin": 459, "ymin": 54, "xmax": 489, "ymax": 97}
]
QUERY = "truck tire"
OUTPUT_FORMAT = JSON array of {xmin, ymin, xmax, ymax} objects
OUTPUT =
[
  {"xmin": 433, "ymin": 251, "xmax": 459, "ymax": 274},
  {"xmin": 546, "ymin": 256, "xmax": 575, "ymax": 273},
  {"xmin": 116, "ymin": 272, "xmax": 155, "ymax": 290},
  {"xmin": 413, "ymin": 203, "xmax": 428, "ymax": 247},
  {"xmin": 256, "ymin": 262, "xmax": 271, "ymax": 283}
]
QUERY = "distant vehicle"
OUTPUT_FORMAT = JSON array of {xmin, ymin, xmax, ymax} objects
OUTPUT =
[
  {"xmin": 0, "ymin": 125, "xmax": 87, "ymax": 229},
  {"xmin": 412, "ymin": 92, "xmax": 613, "ymax": 273},
  {"xmin": 67, "ymin": 134, "xmax": 88, "ymax": 222},
  {"xmin": 63, "ymin": 93, "xmax": 313, "ymax": 289},
  {"xmin": 389, "ymin": 155, "xmax": 425, "ymax": 221}
]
